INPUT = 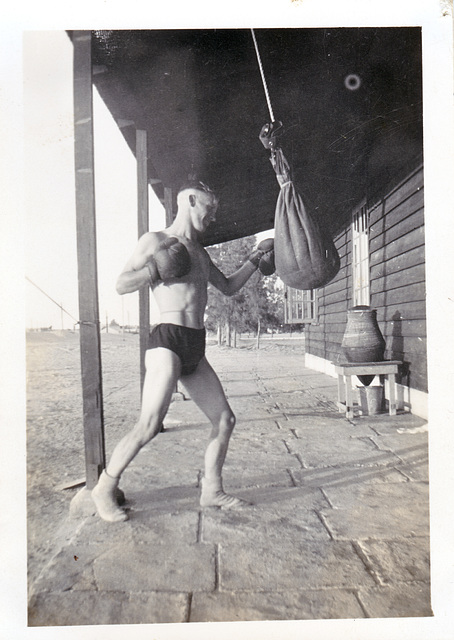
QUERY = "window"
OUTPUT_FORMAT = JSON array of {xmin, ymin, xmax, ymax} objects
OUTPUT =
[
  {"xmin": 352, "ymin": 201, "xmax": 370, "ymax": 306},
  {"xmin": 284, "ymin": 286, "xmax": 318, "ymax": 324}
]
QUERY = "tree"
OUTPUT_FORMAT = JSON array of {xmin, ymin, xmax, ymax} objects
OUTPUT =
[{"xmin": 206, "ymin": 236, "xmax": 283, "ymax": 345}]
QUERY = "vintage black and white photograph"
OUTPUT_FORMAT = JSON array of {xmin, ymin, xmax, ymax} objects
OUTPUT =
[{"xmin": 2, "ymin": 2, "xmax": 454, "ymax": 639}]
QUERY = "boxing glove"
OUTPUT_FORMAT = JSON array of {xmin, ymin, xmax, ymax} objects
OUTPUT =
[
  {"xmin": 248, "ymin": 238, "xmax": 275, "ymax": 276},
  {"xmin": 147, "ymin": 237, "xmax": 191, "ymax": 283}
]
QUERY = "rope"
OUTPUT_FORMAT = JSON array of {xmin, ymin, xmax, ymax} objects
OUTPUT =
[
  {"xmin": 251, "ymin": 29, "xmax": 275, "ymax": 123},
  {"xmin": 25, "ymin": 276, "xmax": 79, "ymax": 324}
]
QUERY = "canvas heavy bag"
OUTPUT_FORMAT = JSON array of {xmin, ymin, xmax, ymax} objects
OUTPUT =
[{"xmin": 271, "ymin": 148, "xmax": 340, "ymax": 290}]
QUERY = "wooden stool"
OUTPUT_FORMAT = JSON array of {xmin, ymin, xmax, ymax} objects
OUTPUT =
[{"xmin": 334, "ymin": 361, "xmax": 401, "ymax": 419}]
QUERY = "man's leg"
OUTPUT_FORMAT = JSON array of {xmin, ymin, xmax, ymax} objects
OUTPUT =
[
  {"xmin": 92, "ymin": 348, "xmax": 181, "ymax": 522},
  {"xmin": 181, "ymin": 357, "xmax": 249, "ymax": 508}
]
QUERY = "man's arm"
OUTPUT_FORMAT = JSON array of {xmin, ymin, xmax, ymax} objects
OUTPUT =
[
  {"xmin": 208, "ymin": 259, "xmax": 258, "ymax": 297},
  {"xmin": 116, "ymin": 232, "xmax": 192, "ymax": 295},
  {"xmin": 116, "ymin": 233, "xmax": 157, "ymax": 295},
  {"xmin": 208, "ymin": 238, "xmax": 275, "ymax": 296}
]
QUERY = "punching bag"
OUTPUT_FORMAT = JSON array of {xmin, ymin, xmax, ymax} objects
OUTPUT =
[{"xmin": 261, "ymin": 124, "xmax": 340, "ymax": 290}]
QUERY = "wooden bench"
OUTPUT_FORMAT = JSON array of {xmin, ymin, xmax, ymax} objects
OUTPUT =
[{"xmin": 334, "ymin": 361, "xmax": 402, "ymax": 419}]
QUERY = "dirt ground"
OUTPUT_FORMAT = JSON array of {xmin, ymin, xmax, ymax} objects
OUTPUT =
[
  {"xmin": 26, "ymin": 331, "xmax": 141, "ymax": 589},
  {"xmin": 26, "ymin": 330, "xmax": 304, "ymax": 591}
]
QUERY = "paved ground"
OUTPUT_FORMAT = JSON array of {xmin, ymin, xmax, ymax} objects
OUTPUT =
[{"xmin": 27, "ymin": 342, "xmax": 431, "ymax": 626}]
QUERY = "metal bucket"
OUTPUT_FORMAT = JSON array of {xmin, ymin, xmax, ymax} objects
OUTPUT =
[{"xmin": 358, "ymin": 385, "xmax": 384, "ymax": 415}]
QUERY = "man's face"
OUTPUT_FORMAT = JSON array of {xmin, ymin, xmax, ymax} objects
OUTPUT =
[{"xmin": 191, "ymin": 192, "xmax": 218, "ymax": 233}]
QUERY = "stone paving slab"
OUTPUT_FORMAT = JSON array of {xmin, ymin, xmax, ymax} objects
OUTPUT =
[
  {"xmin": 282, "ymin": 407, "xmax": 342, "ymax": 420},
  {"xmin": 223, "ymin": 449, "xmax": 297, "ymax": 469},
  {"xmin": 223, "ymin": 380, "xmax": 267, "ymax": 398},
  {"xmin": 79, "ymin": 510, "xmax": 201, "ymax": 546},
  {"xmin": 29, "ymin": 590, "xmax": 190, "ymax": 626},
  {"xmin": 121, "ymin": 461, "xmax": 199, "ymax": 489},
  {"xmin": 219, "ymin": 469, "xmax": 294, "ymax": 490},
  {"xmin": 259, "ymin": 377, "xmax": 319, "ymax": 394},
  {"xmin": 223, "ymin": 454, "xmax": 302, "ymax": 477},
  {"xmin": 363, "ymin": 414, "xmax": 427, "ymax": 436},
  {"xmin": 190, "ymin": 588, "xmax": 365, "ymax": 622},
  {"xmin": 291, "ymin": 464, "xmax": 409, "ymax": 488},
  {"xmin": 283, "ymin": 413, "xmax": 374, "ymax": 433},
  {"xmin": 68, "ymin": 514, "xmax": 137, "ymax": 546},
  {"xmin": 288, "ymin": 433, "xmax": 402, "ymax": 468},
  {"xmin": 215, "ymin": 370, "xmax": 256, "ymax": 381},
  {"xmin": 231, "ymin": 417, "xmax": 300, "ymax": 440},
  {"xmin": 201, "ymin": 491, "xmax": 330, "ymax": 545},
  {"xmin": 30, "ymin": 542, "xmax": 120, "ymax": 595},
  {"xmin": 369, "ymin": 433, "xmax": 429, "ymax": 481},
  {"xmin": 370, "ymin": 433, "xmax": 429, "ymax": 461},
  {"xmin": 94, "ymin": 543, "xmax": 216, "ymax": 592},
  {"xmin": 218, "ymin": 540, "xmax": 376, "ymax": 591},
  {"xmin": 321, "ymin": 482, "xmax": 430, "ymax": 539},
  {"xmin": 310, "ymin": 384, "xmax": 339, "ymax": 400},
  {"xmin": 122, "ymin": 484, "xmax": 202, "ymax": 515},
  {"xmin": 228, "ymin": 401, "xmax": 281, "ymax": 421},
  {"xmin": 133, "ymin": 446, "xmax": 204, "ymax": 473},
  {"xmin": 226, "ymin": 482, "xmax": 329, "ymax": 511},
  {"xmin": 357, "ymin": 582, "xmax": 433, "ymax": 618},
  {"xmin": 395, "ymin": 460, "xmax": 429, "ymax": 482},
  {"xmin": 268, "ymin": 393, "xmax": 338, "ymax": 413},
  {"xmin": 227, "ymin": 422, "xmax": 288, "ymax": 443},
  {"xmin": 273, "ymin": 371, "xmax": 336, "ymax": 387},
  {"xmin": 357, "ymin": 537, "xmax": 431, "ymax": 584},
  {"xmin": 231, "ymin": 436, "xmax": 283, "ymax": 456}
]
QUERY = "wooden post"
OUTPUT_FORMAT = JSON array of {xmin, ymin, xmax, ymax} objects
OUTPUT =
[
  {"xmin": 73, "ymin": 31, "xmax": 105, "ymax": 489},
  {"xmin": 164, "ymin": 186, "xmax": 174, "ymax": 226},
  {"xmin": 137, "ymin": 130, "xmax": 150, "ymax": 392}
]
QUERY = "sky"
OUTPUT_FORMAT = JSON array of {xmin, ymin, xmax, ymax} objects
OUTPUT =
[{"xmin": 24, "ymin": 31, "xmax": 166, "ymax": 330}]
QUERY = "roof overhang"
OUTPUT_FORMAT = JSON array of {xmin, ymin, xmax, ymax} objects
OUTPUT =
[{"xmin": 73, "ymin": 28, "xmax": 423, "ymax": 245}]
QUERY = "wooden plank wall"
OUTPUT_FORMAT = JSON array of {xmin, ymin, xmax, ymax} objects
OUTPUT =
[
  {"xmin": 305, "ymin": 226, "xmax": 351, "ymax": 362},
  {"xmin": 369, "ymin": 165, "xmax": 426, "ymax": 392},
  {"xmin": 306, "ymin": 164, "xmax": 427, "ymax": 393}
]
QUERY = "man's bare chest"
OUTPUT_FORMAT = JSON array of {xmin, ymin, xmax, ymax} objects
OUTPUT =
[{"xmin": 181, "ymin": 241, "xmax": 210, "ymax": 281}]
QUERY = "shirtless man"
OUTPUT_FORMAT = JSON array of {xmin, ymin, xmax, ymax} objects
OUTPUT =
[{"xmin": 92, "ymin": 181, "xmax": 274, "ymax": 522}]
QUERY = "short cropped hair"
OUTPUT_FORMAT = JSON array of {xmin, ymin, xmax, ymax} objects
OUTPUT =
[{"xmin": 177, "ymin": 180, "xmax": 216, "ymax": 197}]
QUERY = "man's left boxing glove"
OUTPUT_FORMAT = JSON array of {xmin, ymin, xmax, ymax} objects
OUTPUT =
[
  {"xmin": 147, "ymin": 237, "xmax": 191, "ymax": 283},
  {"xmin": 248, "ymin": 238, "xmax": 275, "ymax": 276}
]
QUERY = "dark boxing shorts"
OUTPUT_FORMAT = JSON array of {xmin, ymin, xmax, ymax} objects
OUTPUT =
[{"xmin": 148, "ymin": 323, "xmax": 206, "ymax": 376}]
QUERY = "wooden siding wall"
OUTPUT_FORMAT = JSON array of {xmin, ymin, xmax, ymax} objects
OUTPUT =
[
  {"xmin": 305, "ymin": 226, "xmax": 352, "ymax": 362},
  {"xmin": 306, "ymin": 165, "xmax": 427, "ymax": 393}
]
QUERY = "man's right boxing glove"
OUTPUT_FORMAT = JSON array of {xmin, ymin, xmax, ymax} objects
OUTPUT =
[
  {"xmin": 147, "ymin": 237, "xmax": 191, "ymax": 283},
  {"xmin": 248, "ymin": 238, "xmax": 275, "ymax": 276}
]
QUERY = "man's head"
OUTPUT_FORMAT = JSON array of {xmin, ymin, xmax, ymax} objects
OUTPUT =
[{"xmin": 177, "ymin": 181, "xmax": 219, "ymax": 234}]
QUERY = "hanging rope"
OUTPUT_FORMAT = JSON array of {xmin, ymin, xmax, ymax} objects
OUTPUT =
[
  {"xmin": 25, "ymin": 276, "xmax": 79, "ymax": 324},
  {"xmin": 252, "ymin": 32, "xmax": 341, "ymax": 291},
  {"xmin": 251, "ymin": 29, "xmax": 275, "ymax": 123}
]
